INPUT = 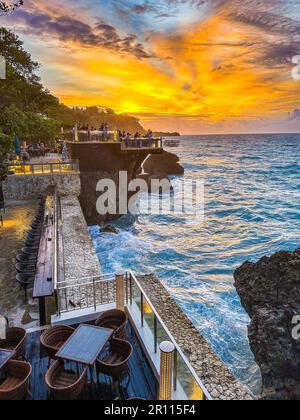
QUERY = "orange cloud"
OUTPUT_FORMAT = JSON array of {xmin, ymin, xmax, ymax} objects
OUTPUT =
[{"xmin": 17, "ymin": 0, "xmax": 299, "ymax": 133}]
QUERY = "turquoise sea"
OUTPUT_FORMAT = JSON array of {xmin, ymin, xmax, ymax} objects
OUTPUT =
[{"xmin": 90, "ymin": 133, "xmax": 300, "ymax": 394}]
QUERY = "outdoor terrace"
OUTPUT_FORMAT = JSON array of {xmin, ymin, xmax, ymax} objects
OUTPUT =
[
  {"xmin": 55, "ymin": 272, "xmax": 211, "ymax": 401},
  {"xmin": 1, "ymin": 191, "xmax": 252, "ymax": 401},
  {"xmin": 6, "ymin": 160, "xmax": 79, "ymax": 176},
  {"xmin": 23, "ymin": 320, "xmax": 158, "ymax": 401},
  {"xmin": 68, "ymin": 129, "xmax": 163, "ymax": 152}
]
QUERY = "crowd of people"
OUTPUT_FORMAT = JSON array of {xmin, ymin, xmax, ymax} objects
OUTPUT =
[
  {"xmin": 15, "ymin": 142, "xmax": 50, "ymax": 162},
  {"xmin": 27, "ymin": 142, "xmax": 48, "ymax": 158},
  {"xmin": 76, "ymin": 123, "xmax": 110, "ymax": 141},
  {"xmin": 117, "ymin": 129, "xmax": 154, "ymax": 141},
  {"xmin": 76, "ymin": 123, "xmax": 154, "ymax": 142}
]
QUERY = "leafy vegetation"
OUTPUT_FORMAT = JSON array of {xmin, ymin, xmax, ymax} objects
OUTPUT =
[
  {"xmin": 0, "ymin": 27, "xmax": 145, "ymax": 159},
  {"xmin": 0, "ymin": 1, "xmax": 23, "ymax": 16}
]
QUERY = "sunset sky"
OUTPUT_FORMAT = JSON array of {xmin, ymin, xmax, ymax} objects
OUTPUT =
[{"xmin": 2, "ymin": 0, "xmax": 300, "ymax": 134}]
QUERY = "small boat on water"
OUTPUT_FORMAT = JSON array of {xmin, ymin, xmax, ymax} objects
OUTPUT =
[{"xmin": 163, "ymin": 139, "xmax": 181, "ymax": 147}]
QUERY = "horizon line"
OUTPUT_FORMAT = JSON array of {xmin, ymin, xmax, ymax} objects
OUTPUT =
[{"xmin": 177, "ymin": 132, "xmax": 300, "ymax": 136}]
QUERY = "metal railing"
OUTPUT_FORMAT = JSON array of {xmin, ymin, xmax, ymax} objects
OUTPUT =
[
  {"xmin": 126, "ymin": 271, "xmax": 212, "ymax": 401},
  {"xmin": 75, "ymin": 131, "xmax": 117, "ymax": 142},
  {"xmin": 56, "ymin": 274, "xmax": 116, "ymax": 316},
  {"xmin": 54, "ymin": 270, "xmax": 212, "ymax": 400},
  {"xmin": 121, "ymin": 138, "xmax": 163, "ymax": 150},
  {"xmin": 7, "ymin": 160, "xmax": 79, "ymax": 175}
]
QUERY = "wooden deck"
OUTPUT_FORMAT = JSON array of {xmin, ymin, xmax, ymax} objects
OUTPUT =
[{"xmin": 24, "ymin": 322, "xmax": 158, "ymax": 400}]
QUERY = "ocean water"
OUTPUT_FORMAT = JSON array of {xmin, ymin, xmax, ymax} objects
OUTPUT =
[{"xmin": 90, "ymin": 133, "xmax": 300, "ymax": 395}]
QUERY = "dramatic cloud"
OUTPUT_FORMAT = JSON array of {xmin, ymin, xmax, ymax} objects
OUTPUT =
[
  {"xmin": 2, "ymin": 0, "xmax": 300, "ymax": 133},
  {"xmin": 10, "ymin": 3, "xmax": 152, "ymax": 58}
]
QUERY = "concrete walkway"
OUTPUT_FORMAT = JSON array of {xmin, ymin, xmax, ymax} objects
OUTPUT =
[{"xmin": 0, "ymin": 200, "xmax": 40, "ymax": 328}]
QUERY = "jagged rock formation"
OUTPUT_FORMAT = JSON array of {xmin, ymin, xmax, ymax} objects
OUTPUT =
[
  {"xmin": 142, "ymin": 150, "xmax": 184, "ymax": 179},
  {"xmin": 234, "ymin": 248, "xmax": 300, "ymax": 400},
  {"xmin": 99, "ymin": 224, "xmax": 119, "ymax": 234}
]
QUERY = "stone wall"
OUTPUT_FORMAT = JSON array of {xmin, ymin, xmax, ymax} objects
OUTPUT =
[
  {"xmin": 3, "ymin": 173, "xmax": 81, "ymax": 200},
  {"xmin": 67, "ymin": 142, "xmax": 161, "ymax": 225},
  {"xmin": 60, "ymin": 196, "xmax": 101, "ymax": 283}
]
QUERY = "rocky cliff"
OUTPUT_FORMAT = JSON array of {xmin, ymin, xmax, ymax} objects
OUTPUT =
[
  {"xmin": 142, "ymin": 150, "xmax": 184, "ymax": 179},
  {"xmin": 234, "ymin": 248, "xmax": 300, "ymax": 400}
]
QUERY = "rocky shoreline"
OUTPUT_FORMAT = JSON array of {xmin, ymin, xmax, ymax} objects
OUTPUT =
[
  {"xmin": 141, "ymin": 150, "xmax": 184, "ymax": 181},
  {"xmin": 138, "ymin": 274, "xmax": 254, "ymax": 400},
  {"xmin": 234, "ymin": 248, "xmax": 300, "ymax": 400}
]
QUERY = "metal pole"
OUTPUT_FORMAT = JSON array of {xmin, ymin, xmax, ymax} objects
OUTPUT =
[
  {"xmin": 93, "ymin": 278, "xmax": 96, "ymax": 310},
  {"xmin": 154, "ymin": 315, "xmax": 158, "ymax": 354},
  {"xmin": 141, "ymin": 292, "xmax": 144, "ymax": 327},
  {"xmin": 159, "ymin": 341, "xmax": 175, "ymax": 401},
  {"xmin": 116, "ymin": 271, "xmax": 125, "ymax": 310},
  {"xmin": 173, "ymin": 348, "xmax": 178, "ymax": 392},
  {"xmin": 130, "ymin": 273, "xmax": 133, "ymax": 305}
]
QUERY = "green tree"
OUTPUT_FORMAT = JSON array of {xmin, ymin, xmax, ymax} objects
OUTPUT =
[
  {"xmin": 0, "ymin": 129, "xmax": 12, "ymax": 160},
  {"xmin": 25, "ymin": 112, "xmax": 60, "ymax": 145},
  {"xmin": 0, "ymin": 1, "xmax": 23, "ymax": 16},
  {"xmin": 0, "ymin": 104, "xmax": 28, "ymax": 137},
  {"xmin": 0, "ymin": 27, "xmax": 59, "ymax": 113}
]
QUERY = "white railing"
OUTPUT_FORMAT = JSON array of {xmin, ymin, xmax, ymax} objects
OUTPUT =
[{"xmin": 121, "ymin": 138, "xmax": 162, "ymax": 150}]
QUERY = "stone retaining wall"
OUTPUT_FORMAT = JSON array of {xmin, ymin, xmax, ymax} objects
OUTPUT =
[
  {"xmin": 60, "ymin": 196, "xmax": 101, "ymax": 283},
  {"xmin": 137, "ymin": 274, "xmax": 254, "ymax": 401},
  {"xmin": 3, "ymin": 173, "xmax": 81, "ymax": 200}
]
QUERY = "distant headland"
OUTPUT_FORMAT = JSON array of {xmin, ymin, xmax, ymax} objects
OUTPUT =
[{"xmin": 153, "ymin": 132, "xmax": 181, "ymax": 137}]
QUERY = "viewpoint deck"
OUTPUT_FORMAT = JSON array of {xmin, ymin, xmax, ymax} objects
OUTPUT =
[{"xmin": 25, "ymin": 322, "xmax": 158, "ymax": 401}]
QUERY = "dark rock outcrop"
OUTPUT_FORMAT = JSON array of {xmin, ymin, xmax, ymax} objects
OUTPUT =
[
  {"xmin": 234, "ymin": 248, "xmax": 300, "ymax": 400},
  {"xmin": 100, "ymin": 224, "xmax": 119, "ymax": 234},
  {"xmin": 142, "ymin": 150, "xmax": 184, "ymax": 179}
]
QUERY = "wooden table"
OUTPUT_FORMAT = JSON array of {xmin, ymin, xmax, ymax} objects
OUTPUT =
[
  {"xmin": 33, "ymin": 203, "xmax": 55, "ymax": 326},
  {"xmin": 0, "ymin": 349, "xmax": 15, "ymax": 370},
  {"xmin": 56, "ymin": 324, "xmax": 113, "ymax": 366}
]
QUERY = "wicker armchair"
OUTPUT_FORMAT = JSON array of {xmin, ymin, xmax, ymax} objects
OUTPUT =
[
  {"xmin": 0, "ymin": 361, "xmax": 32, "ymax": 400},
  {"xmin": 0, "ymin": 328, "xmax": 27, "ymax": 360},
  {"xmin": 40, "ymin": 325, "xmax": 75, "ymax": 365},
  {"xmin": 96, "ymin": 338, "xmax": 133, "ymax": 379},
  {"xmin": 95, "ymin": 309, "xmax": 128, "ymax": 339},
  {"xmin": 45, "ymin": 361, "xmax": 87, "ymax": 400}
]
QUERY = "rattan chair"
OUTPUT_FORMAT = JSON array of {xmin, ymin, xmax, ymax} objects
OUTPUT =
[
  {"xmin": 16, "ymin": 254, "xmax": 37, "ymax": 264},
  {"xmin": 0, "ymin": 361, "xmax": 32, "ymax": 400},
  {"xmin": 24, "ymin": 238, "xmax": 40, "ymax": 248},
  {"xmin": 45, "ymin": 361, "xmax": 87, "ymax": 400},
  {"xmin": 21, "ymin": 247, "xmax": 39, "ymax": 256},
  {"xmin": 15, "ymin": 262, "xmax": 36, "ymax": 274},
  {"xmin": 40, "ymin": 325, "xmax": 75, "ymax": 366},
  {"xmin": 16, "ymin": 273, "xmax": 35, "ymax": 303},
  {"xmin": 96, "ymin": 338, "xmax": 133, "ymax": 380},
  {"xmin": 0, "ymin": 328, "xmax": 27, "ymax": 360},
  {"xmin": 95, "ymin": 309, "xmax": 128, "ymax": 339}
]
